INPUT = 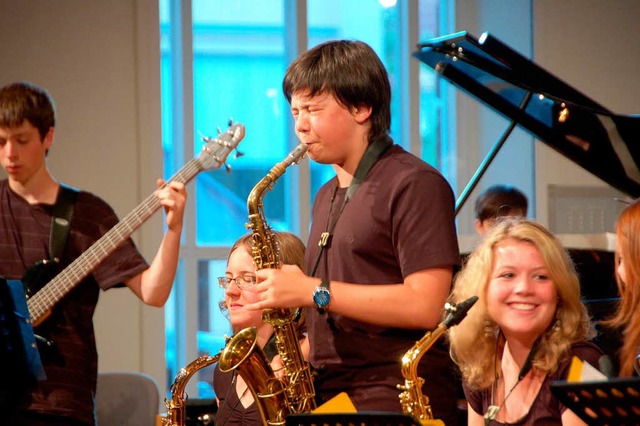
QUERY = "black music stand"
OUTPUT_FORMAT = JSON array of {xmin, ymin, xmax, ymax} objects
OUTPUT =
[
  {"xmin": 550, "ymin": 377, "xmax": 640, "ymax": 426},
  {"xmin": 0, "ymin": 279, "xmax": 45, "ymax": 384},
  {"xmin": 286, "ymin": 412, "xmax": 422, "ymax": 426}
]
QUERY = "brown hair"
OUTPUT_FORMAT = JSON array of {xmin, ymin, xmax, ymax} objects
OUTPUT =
[
  {"xmin": 0, "ymin": 81, "xmax": 55, "ymax": 140},
  {"xmin": 604, "ymin": 199, "xmax": 640, "ymax": 376},
  {"xmin": 282, "ymin": 40, "xmax": 391, "ymax": 143}
]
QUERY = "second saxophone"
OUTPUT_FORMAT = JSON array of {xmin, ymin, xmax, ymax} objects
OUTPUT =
[{"xmin": 398, "ymin": 296, "xmax": 478, "ymax": 424}]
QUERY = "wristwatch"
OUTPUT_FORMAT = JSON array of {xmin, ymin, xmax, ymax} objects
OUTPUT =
[{"xmin": 312, "ymin": 279, "xmax": 331, "ymax": 313}]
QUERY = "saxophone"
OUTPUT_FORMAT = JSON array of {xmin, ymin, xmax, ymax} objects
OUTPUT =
[
  {"xmin": 218, "ymin": 143, "xmax": 315, "ymax": 426},
  {"xmin": 162, "ymin": 353, "xmax": 220, "ymax": 426},
  {"xmin": 398, "ymin": 296, "xmax": 478, "ymax": 423}
]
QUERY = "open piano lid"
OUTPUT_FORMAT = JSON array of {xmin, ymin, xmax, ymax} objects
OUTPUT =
[{"xmin": 413, "ymin": 31, "xmax": 640, "ymax": 198}]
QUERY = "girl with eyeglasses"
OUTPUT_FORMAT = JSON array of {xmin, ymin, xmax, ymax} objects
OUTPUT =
[{"xmin": 213, "ymin": 232, "xmax": 306, "ymax": 426}]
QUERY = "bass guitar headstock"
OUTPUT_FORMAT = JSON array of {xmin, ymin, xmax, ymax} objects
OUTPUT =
[{"xmin": 197, "ymin": 120, "xmax": 246, "ymax": 172}]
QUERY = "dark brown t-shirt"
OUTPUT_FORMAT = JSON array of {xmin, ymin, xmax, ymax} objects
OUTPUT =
[
  {"xmin": 305, "ymin": 144, "xmax": 460, "ymax": 420},
  {"xmin": 0, "ymin": 180, "xmax": 148, "ymax": 425}
]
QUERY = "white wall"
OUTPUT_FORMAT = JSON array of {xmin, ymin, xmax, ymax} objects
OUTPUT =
[{"xmin": 0, "ymin": 0, "xmax": 167, "ymax": 394}]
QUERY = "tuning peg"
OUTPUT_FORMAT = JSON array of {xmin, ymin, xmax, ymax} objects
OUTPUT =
[
  {"xmin": 228, "ymin": 117, "xmax": 234, "ymax": 127},
  {"xmin": 200, "ymin": 134, "xmax": 214, "ymax": 144},
  {"xmin": 224, "ymin": 163, "xmax": 232, "ymax": 174},
  {"xmin": 216, "ymin": 126, "xmax": 222, "ymax": 135},
  {"xmin": 234, "ymin": 149, "xmax": 244, "ymax": 159}
]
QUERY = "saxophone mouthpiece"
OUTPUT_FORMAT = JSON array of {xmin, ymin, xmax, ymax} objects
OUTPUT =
[{"xmin": 443, "ymin": 295, "xmax": 478, "ymax": 328}]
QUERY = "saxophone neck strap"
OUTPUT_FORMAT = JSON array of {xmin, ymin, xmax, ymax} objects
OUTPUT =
[
  {"xmin": 311, "ymin": 135, "xmax": 392, "ymax": 277},
  {"xmin": 49, "ymin": 184, "xmax": 79, "ymax": 262},
  {"xmin": 346, "ymin": 134, "xmax": 392, "ymax": 201}
]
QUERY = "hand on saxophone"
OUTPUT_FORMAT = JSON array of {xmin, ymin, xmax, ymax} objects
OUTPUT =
[{"xmin": 246, "ymin": 265, "xmax": 315, "ymax": 311}]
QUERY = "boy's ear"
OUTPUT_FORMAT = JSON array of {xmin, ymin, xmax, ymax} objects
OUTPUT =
[
  {"xmin": 43, "ymin": 127, "xmax": 54, "ymax": 150},
  {"xmin": 352, "ymin": 104, "xmax": 372, "ymax": 124}
]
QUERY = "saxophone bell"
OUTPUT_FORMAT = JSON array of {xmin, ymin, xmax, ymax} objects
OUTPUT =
[{"xmin": 219, "ymin": 327, "xmax": 289, "ymax": 425}]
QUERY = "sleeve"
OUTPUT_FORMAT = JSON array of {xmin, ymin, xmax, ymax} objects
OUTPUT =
[{"xmin": 392, "ymin": 168, "xmax": 460, "ymax": 277}]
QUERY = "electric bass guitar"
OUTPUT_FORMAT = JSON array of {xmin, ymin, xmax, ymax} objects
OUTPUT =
[{"xmin": 23, "ymin": 121, "xmax": 245, "ymax": 328}]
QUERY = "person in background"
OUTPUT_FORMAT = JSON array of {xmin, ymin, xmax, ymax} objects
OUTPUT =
[
  {"xmin": 0, "ymin": 81, "xmax": 187, "ymax": 425},
  {"xmin": 474, "ymin": 184, "xmax": 528, "ymax": 236},
  {"xmin": 246, "ymin": 40, "xmax": 460, "ymax": 423},
  {"xmin": 213, "ymin": 232, "xmax": 306, "ymax": 426},
  {"xmin": 448, "ymin": 219, "xmax": 602, "ymax": 425},
  {"xmin": 603, "ymin": 198, "xmax": 640, "ymax": 377}
]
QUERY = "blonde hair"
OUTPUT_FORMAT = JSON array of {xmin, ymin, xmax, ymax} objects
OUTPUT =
[
  {"xmin": 604, "ymin": 199, "xmax": 640, "ymax": 376},
  {"xmin": 448, "ymin": 219, "xmax": 593, "ymax": 389}
]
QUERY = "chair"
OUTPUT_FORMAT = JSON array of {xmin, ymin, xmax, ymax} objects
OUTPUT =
[{"xmin": 95, "ymin": 371, "xmax": 160, "ymax": 426}]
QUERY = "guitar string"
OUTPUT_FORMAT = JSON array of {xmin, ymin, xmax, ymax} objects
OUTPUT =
[{"xmin": 30, "ymin": 161, "xmax": 201, "ymax": 315}]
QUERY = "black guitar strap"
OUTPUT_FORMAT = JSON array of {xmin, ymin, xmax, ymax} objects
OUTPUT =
[{"xmin": 49, "ymin": 184, "xmax": 79, "ymax": 262}]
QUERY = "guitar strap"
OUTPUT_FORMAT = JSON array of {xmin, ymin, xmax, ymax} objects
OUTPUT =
[{"xmin": 49, "ymin": 184, "xmax": 79, "ymax": 262}]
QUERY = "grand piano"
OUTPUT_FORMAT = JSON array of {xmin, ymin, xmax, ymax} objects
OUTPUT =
[
  {"xmin": 414, "ymin": 32, "xmax": 640, "ymax": 374},
  {"xmin": 412, "ymin": 32, "xmax": 640, "ymax": 425}
]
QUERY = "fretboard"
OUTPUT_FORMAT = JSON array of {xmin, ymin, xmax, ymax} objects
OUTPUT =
[{"xmin": 27, "ymin": 158, "xmax": 203, "ymax": 323}]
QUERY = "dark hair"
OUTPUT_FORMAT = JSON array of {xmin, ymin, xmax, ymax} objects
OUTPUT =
[
  {"xmin": 0, "ymin": 81, "xmax": 56, "ymax": 140},
  {"xmin": 474, "ymin": 184, "xmax": 528, "ymax": 222},
  {"xmin": 282, "ymin": 40, "xmax": 391, "ymax": 142}
]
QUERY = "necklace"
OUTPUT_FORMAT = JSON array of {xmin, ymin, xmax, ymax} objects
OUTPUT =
[
  {"xmin": 485, "ymin": 372, "xmax": 527, "ymax": 425},
  {"xmin": 485, "ymin": 337, "xmax": 541, "ymax": 425}
]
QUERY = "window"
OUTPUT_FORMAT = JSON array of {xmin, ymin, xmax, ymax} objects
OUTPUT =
[{"xmin": 160, "ymin": 0, "xmax": 450, "ymax": 398}]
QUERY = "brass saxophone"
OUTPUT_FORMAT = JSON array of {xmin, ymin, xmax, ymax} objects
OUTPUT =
[
  {"xmin": 162, "ymin": 353, "xmax": 220, "ymax": 426},
  {"xmin": 398, "ymin": 296, "xmax": 478, "ymax": 423},
  {"xmin": 218, "ymin": 143, "xmax": 315, "ymax": 426}
]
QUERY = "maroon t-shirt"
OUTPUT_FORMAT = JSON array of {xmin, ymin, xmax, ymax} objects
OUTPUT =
[
  {"xmin": 464, "ymin": 341, "xmax": 604, "ymax": 425},
  {"xmin": 305, "ymin": 143, "xmax": 460, "ymax": 420},
  {"xmin": 0, "ymin": 180, "xmax": 148, "ymax": 425}
]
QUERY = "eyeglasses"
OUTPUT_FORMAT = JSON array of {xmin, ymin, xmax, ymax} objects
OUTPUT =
[{"xmin": 217, "ymin": 274, "xmax": 257, "ymax": 290}]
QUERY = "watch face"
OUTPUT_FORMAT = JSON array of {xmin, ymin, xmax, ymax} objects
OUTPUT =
[{"xmin": 313, "ymin": 288, "xmax": 330, "ymax": 307}]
